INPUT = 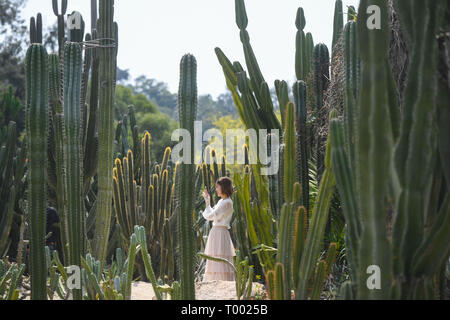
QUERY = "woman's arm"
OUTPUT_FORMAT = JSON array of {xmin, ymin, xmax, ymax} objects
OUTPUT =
[{"xmin": 202, "ymin": 200, "xmax": 232, "ymax": 221}]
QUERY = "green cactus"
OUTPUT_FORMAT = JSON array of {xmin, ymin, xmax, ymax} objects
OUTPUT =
[
  {"xmin": 25, "ymin": 43, "xmax": 49, "ymax": 300},
  {"xmin": 52, "ymin": 0, "xmax": 68, "ymax": 57},
  {"xmin": 306, "ymin": 33, "xmax": 314, "ymax": 74},
  {"xmin": 0, "ymin": 123, "xmax": 20, "ymax": 257},
  {"xmin": 93, "ymin": 0, "xmax": 118, "ymax": 267},
  {"xmin": 175, "ymin": 54, "xmax": 198, "ymax": 299},
  {"xmin": 295, "ymin": 110, "xmax": 337, "ymax": 299},
  {"xmin": 332, "ymin": 0, "xmax": 344, "ymax": 56},
  {"xmin": 63, "ymin": 41, "xmax": 85, "ymax": 301},
  {"xmin": 342, "ymin": 21, "xmax": 360, "ymax": 174},
  {"xmin": 215, "ymin": 0, "xmax": 281, "ymax": 134},
  {"xmin": 293, "ymin": 81, "xmax": 309, "ymax": 212},
  {"xmin": 29, "ymin": 13, "xmax": 43, "ymax": 44},
  {"xmin": 330, "ymin": 0, "xmax": 449, "ymax": 300},
  {"xmin": 312, "ymin": 43, "xmax": 330, "ymax": 179},
  {"xmin": 295, "ymin": 7, "xmax": 308, "ymax": 81}
]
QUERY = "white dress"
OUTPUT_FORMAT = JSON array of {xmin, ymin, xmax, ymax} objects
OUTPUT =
[{"xmin": 202, "ymin": 198, "xmax": 236, "ymax": 281}]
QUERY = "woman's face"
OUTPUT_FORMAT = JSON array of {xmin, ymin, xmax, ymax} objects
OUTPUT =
[{"xmin": 215, "ymin": 184, "xmax": 223, "ymax": 197}]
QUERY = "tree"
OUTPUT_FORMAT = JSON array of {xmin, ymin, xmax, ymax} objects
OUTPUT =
[{"xmin": 0, "ymin": 0, "xmax": 28, "ymax": 100}]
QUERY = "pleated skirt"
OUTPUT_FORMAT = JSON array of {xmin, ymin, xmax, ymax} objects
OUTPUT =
[{"xmin": 202, "ymin": 225, "xmax": 236, "ymax": 282}]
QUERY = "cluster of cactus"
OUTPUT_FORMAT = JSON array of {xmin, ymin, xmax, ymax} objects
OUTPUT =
[
  {"xmin": 112, "ymin": 135, "xmax": 176, "ymax": 283},
  {"xmin": 330, "ymin": 0, "xmax": 449, "ymax": 299},
  {"xmin": 215, "ymin": 0, "xmax": 281, "ymax": 135},
  {"xmin": 24, "ymin": 0, "xmax": 119, "ymax": 299},
  {"xmin": 0, "ymin": 259, "xmax": 25, "ymax": 300},
  {"xmin": 265, "ymin": 99, "xmax": 338, "ymax": 300},
  {"xmin": 0, "ymin": 122, "xmax": 26, "ymax": 258}
]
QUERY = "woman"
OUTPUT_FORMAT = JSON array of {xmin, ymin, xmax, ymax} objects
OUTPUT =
[{"xmin": 201, "ymin": 176, "xmax": 236, "ymax": 281}]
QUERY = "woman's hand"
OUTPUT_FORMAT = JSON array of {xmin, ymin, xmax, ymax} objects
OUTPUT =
[{"xmin": 202, "ymin": 187, "xmax": 210, "ymax": 205}]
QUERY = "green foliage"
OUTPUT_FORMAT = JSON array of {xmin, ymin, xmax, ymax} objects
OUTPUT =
[
  {"xmin": 115, "ymin": 85, "xmax": 158, "ymax": 115},
  {"xmin": 0, "ymin": 87, "xmax": 22, "ymax": 145}
]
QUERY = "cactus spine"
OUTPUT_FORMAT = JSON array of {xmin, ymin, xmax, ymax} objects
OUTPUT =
[
  {"xmin": 93, "ymin": 0, "xmax": 117, "ymax": 267},
  {"xmin": 176, "ymin": 54, "xmax": 198, "ymax": 299},
  {"xmin": 25, "ymin": 43, "xmax": 49, "ymax": 300}
]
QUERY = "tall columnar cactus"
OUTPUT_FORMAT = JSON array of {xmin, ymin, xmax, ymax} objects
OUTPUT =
[
  {"xmin": 293, "ymin": 81, "xmax": 309, "ymax": 212},
  {"xmin": 215, "ymin": 0, "xmax": 281, "ymax": 134},
  {"xmin": 392, "ymin": 0, "xmax": 447, "ymax": 298},
  {"xmin": 342, "ymin": 21, "xmax": 360, "ymax": 174},
  {"xmin": 94, "ymin": 0, "xmax": 117, "ymax": 267},
  {"xmin": 312, "ymin": 43, "xmax": 330, "ymax": 179},
  {"xmin": 305, "ymin": 32, "xmax": 314, "ymax": 77},
  {"xmin": 295, "ymin": 110, "xmax": 338, "ymax": 299},
  {"xmin": 295, "ymin": 7, "xmax": 307, "ymax": 81},
  {"xmin": 25, "ymin": 43, "xmax": 49, "ymax": 300},
  {"xmin": 332, "ymin": 0, "xmax": 344, "ymax": 56},
  {"xmin": 354, "ymin": 0, "xmax": 398, "ymax": 299},
  {"xmin": 176, "ymin": 54, "xmax": 198, "ymax": 300},
  {"xmin": 63, "ymin": 42, "xmax": 85, "ymax": 300},
  {"xmin": 283, "ymin": 102, "xmax": 296, "ymax": 204},
  {"xmin": 48, "ymin": 52, "xmax": 69, "ymax": 262}
]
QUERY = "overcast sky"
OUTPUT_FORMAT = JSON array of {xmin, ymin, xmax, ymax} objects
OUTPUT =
[{"xmin": 22, "ymin": 0, "xmax": 360, "ymax": 98}]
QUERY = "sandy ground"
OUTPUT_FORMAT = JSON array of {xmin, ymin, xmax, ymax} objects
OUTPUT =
[
  {"xmin": 131, "ymin": 280, "xmax": 267, "ymax": 300},
  {"xmin": 20, "ymin": 279, "xmax": 267, "ymax": 300}
]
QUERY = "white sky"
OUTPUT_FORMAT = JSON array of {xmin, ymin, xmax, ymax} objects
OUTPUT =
[{"xmin": 22, "ymin": 0, "xmax": 360, "ymax": 98}]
